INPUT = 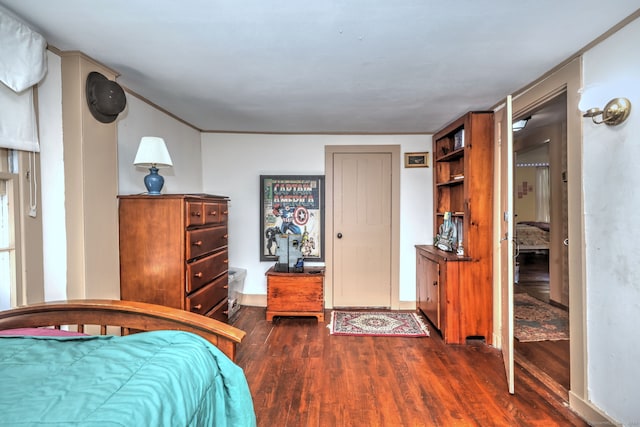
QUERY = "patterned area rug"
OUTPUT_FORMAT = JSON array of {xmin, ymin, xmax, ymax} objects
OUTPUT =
[
  {"xmin": 328, "ymin": 311, "xmax": 429, "ymax": 337},
  {"xmin": 514, "ymin": 293, "xmax": 569, "ymax": 342}
]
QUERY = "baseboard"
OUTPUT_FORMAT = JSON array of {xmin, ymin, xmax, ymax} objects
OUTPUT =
[
  {"xmin": 239, "ymin": 295, "xmax": 418, "ymax": 311},
  {"xmin": 239, "ymin": 293, "xmax": 266, "ymax": 308},
  {"xmin": 399, "ymin": 301, "xmax": 417, "ymax": 310},
  {"xmin": 568, "ymin": 391, "xmax": 620, "ymax": 427}
]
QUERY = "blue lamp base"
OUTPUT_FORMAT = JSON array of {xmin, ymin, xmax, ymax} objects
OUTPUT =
[{"xmin": 144, "ymin": 167, "xmax": 165, "ymax": 195}]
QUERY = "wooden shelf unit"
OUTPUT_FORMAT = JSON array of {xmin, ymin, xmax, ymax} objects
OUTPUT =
[{"xmin": 416, "ymin": 111, "xmax": 494, "ymax": 344}]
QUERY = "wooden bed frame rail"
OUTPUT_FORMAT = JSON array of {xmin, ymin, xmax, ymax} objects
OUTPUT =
[{"xmin": 0, "ymin": 299, "xmax": 245, "ymax": 361}]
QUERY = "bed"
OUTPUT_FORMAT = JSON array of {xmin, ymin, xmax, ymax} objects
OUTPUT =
[
  {"xmin": 0, "ymin": 299, "xmax": 256, "ymax": 426},
  {"xmin": 515, "ymin": 221, "xmax": 550, "ymax": 253}
]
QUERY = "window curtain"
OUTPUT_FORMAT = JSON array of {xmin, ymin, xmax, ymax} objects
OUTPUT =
[
  {"xmin": 535, "ymin": 166, "xmax": 550, "ymax": 222},
  {"xmin": 0, "ymin": 6, "xmax": 47, "ymax": 152}
]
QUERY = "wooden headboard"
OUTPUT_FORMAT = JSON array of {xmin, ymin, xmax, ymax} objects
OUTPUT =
[{"xmin": 0, "ymin": 299, "xmax": 245, "ymax": 361}]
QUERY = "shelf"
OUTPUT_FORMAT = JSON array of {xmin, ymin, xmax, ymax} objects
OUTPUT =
[
  {"xmin": 436, "ymin": 212, "xmax": 464, "ymax": 217},
  {"xmin": 435, "ymin": 147, "xmax": 464, "ymax": 162},
  {"xmin": 436, "ymin": 179, "xmax": 465, "ymax": 187}
]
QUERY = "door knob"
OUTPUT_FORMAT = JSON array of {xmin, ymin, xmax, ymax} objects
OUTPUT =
[{"xmin": 337, "ymin": 232, "xmax": 343, "ymax": 239}]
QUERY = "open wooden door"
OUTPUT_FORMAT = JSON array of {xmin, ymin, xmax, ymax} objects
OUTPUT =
[{"xmin": 498, "ymin": 96, "xmax": 515, "ymax": 394}]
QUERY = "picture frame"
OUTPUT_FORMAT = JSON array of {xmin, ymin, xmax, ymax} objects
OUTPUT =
[
  {"xmin": 404, "ymin": 152, "xmax": 429, "ymax": 168},
  {"xmin": 260, "ymin": 175, "xmax": 325, "ymax": 261}
]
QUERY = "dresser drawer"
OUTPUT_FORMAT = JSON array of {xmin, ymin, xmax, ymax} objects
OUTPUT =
[
  {"xmin": 186, "ymin": 226, "xmax": 228, "ymax": 260},
  {"xmin": 186, "ymin": 274, "xmax": 228, "ymax": 315},
  {"xmin": 187, "ymin": 201, "xmax": 228, "ymax": 227},
  {"xmin": 186, "ymin": 249, "xmax": 228, "ymax": 293},
  {"xmin": 186, "ymin": 201, "xmax": 205, "ymax": 227},
  {"xmin": 205, "ymin": 299, "xmax": 229, "ymax": 322},
  {"xmin": 203, "ymin": 202, "xmax": 222, "ymax": 225}
]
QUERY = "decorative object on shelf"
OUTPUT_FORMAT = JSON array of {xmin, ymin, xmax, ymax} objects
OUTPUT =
[
  {"xmin": 85, "ymin": 71, "xmax": 126, "ymax": 123},
  {"xmin": 582, "ymin": 97, "xmax": 631, "ymax": 126},
  {"xmin": 453, "ymin": 128, "xmax": 465, "ymax": 150},
  {"xmin": 455, "ymin": 217, "xmax": 464, "ymax": 256},
  {"xmin": 434, "ymin": 211, "xmax": 457, "ymax": 252},
  {"xmin": 133, "ymin": 136, "xmax": 173, "ymax": 195},
  {"xmin": 328, "ymin": 311, "xmax": 429, "ymax": 337},
  {"xmin": 404, "ymin": 151, "xmax": 429, "ymax": 168},
  {"xmin": 274, "ymin": 234, "xmax": 304, "ymax": 272},
  {"xmin": 260, "ymin": 175, "xmax": 325, "ymax": 261}
]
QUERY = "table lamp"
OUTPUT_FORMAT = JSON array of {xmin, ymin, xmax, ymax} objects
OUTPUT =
[{"xmin": 133, "ymin": 136, "xmax": 173, "ymax": 195}]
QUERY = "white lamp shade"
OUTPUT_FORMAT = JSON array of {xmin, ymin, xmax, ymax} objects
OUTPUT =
[{"xmin": 133, "ymin": 136, "xmax": 173, "ymax": 168}]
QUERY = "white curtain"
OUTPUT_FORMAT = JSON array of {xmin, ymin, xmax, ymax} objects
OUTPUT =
[
  {"xmin": 536, "ymin": 166, "xmax": 550, "ymax": 222},
  {"xmin": 0, "ymin": 6, "xmax": 47, "ymax": 152}
]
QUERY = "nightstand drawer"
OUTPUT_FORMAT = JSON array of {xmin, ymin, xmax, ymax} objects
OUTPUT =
[
  {"xmin": 186, "ymin": 249, "xmax": 228, "ymax": 293},
  {"xmin": 186, "ymin": 226, "xmax": 228, "ymax": 260},
  {"xmin": 187, "ymin": 274, "xmax": 228, "ymax": 315}
]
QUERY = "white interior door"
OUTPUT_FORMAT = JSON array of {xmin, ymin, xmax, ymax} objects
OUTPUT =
[
  {"xmin": 499, "ymin": 96, "xmax": 515, "ymax": 394},
  {"xmin": 332, "ymin": 152, "xmax": 392, "ymax": 307}
]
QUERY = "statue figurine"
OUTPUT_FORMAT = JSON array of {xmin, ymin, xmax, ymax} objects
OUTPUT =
[{"xmin": 434, "ymin": 211, "xmax": 457, "ymax": 252}]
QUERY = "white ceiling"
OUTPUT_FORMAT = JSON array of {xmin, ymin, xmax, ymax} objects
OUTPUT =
[{"xmin": 1, "ymin": 1, "xmax": 638, "ymax": 133}]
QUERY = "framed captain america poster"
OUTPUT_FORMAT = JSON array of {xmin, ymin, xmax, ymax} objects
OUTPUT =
[{"xmin": 260, "ymin": 175, "xmax": 325, "ymax": 261}]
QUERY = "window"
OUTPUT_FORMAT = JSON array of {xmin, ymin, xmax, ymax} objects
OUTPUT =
[{"xmin": 0, "ymin": 149, "xmax": 20, "ymax": 310}]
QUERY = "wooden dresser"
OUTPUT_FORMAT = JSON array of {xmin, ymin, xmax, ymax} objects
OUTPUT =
[
  {"xmin": 265, "ymin": 266, "xmax": 325, "ymax": 321},
  {"xmin": 118, "ymin": 194, "xmax": 230, "ymax": 322}
]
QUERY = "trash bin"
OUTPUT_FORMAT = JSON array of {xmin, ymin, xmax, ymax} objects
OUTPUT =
[{"xmin": 227, "ymin": 268, "xmax": 247, "ymax": 320}]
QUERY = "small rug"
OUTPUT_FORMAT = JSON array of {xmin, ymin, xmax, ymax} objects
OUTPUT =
[
  {"xmin": 514, "ymin": 293, "xmax": 569, "ymax": 342},
  {"xmin": 328, "ymin": 311, "xmax": 429, "ymax": 337}
]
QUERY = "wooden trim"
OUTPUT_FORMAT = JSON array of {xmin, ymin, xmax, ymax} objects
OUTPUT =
[{"xmin": 0, "ymin": 299, "xmax": 245, "ymax": 361}]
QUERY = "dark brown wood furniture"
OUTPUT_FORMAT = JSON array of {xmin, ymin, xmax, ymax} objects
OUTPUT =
[
  {"xmin": 416, "ymin": 111, "xmax": 494, "ymax": 344},
  {"xmin": 265, "ymin": 266, "xmax": 325, "ymax": 321},
  {"xmin": 0, "ymin": 299, "xmax": 244, "ymax": 361},
  {"xmin": 118, "ymin": 194, "xmax": 230, "ymax": 322}
]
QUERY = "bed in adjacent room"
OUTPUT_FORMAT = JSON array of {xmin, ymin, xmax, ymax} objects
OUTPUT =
[
  {"xmin": 0, "ymin": 299, "xmax": 256, "ymax": 426},
  {"xmin": 515, "ymin": 221, "xmax": 550, "ymax": 253}
]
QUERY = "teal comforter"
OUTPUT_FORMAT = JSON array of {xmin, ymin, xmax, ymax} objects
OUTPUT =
[{"xmin": 0, "ymin": 331, "xmax": 256, "ymax": 426}]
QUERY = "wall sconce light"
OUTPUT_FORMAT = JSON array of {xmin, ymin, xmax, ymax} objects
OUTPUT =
[
  {"xmin": 133, "ymin": 136, "xmax": 173, "ymax": 195},
  {"xmin": 582, "ymin": 97, "xmax": 632, "ymax": 126}
]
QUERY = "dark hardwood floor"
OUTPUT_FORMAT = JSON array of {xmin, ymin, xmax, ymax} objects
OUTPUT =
[
  {"xmin": 514, "ymin": 253, "xmax": 570, "ymax": 392},
  {"xmin": 231, "ymin": 303, "xmax": 586, "ymax": 427}
]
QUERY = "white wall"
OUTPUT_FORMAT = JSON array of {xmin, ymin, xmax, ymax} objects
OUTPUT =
[
  {"xmin": 117, "ymin": 96, "xmax": 202, "ymax": 195},
  {"xmin": 582, "ymin": 17, "xmax": 640, "ymax": 425},
  {"xmin": 37, "ymin": 51, "xmax": 66, "ymax": 301},
  {"xmin": 201, "ymin": 133, "xmax": 432, "ymax": 305}
]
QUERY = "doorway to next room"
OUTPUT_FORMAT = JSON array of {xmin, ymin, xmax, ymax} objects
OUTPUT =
[{"xmin": 512, "ymin": 92, "xmax": 570, "ymax": 392}]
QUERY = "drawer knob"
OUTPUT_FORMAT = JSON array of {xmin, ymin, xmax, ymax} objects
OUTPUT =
[
  {"xmin": 193, "ymin": 240, "xmax": 203, "ymax": 246},
  {"xmin": 223, "ymin": 310, "xmax": 229, "ymax": 315},
  {"xmin": 224, "ymin": 259, "xmax": 229, "ymax": 264},
  {"xmin": 223, "ymin": 285, "xmax": 229, "ymax": 289},
  {"xmin": 192, "ymin": 304, "xmax": 202, "ymax": 311},
  {"xmin": 210, "ymin": 211, "xmax": 217, "ymax": 216},
  {"xmin": 223, "ymin": 210, "xmax": 228, "ymax": 215},
  {"xmin": 194, "ymin": 272, "xmax": 203, "ymax": 278},
  {"xmin": 192, "ymin": 211, "xmax": 201, "ymax": 217},
  {"xmin": 223, "ymin": 234, "xmax": 228, "ymax": 239}
]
